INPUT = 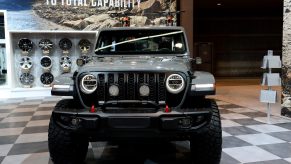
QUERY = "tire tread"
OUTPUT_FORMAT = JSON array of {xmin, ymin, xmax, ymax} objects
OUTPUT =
[
  {"xmin": 48, "ymin": 99, "xmax": 88, "ymax": 164},
  {"xmin": 190, "ymin": 99, "xmax": 222, "ymax": 164}
]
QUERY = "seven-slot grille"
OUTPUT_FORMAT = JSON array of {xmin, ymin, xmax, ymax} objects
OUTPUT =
[{"xmin": 96, "ymin": 73, "xmax": 166, "ymax": 103}]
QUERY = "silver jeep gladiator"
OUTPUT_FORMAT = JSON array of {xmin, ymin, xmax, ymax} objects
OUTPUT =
[{"xmin": 48, "ymin": 27, "xmax": 222, "ymax": 164}]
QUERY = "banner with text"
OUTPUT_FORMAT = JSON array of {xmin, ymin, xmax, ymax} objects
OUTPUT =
[{"xmin": 0, "ymin": 0, "xmax": 177, "ymax": 31}]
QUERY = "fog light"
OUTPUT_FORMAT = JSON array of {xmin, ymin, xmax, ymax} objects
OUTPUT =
[
  {"xmin": 109, "ymin": 85, "xmax": 119, "ymax": 97},
  {"xmin": 71, "ymin": 118, "xmax": 80, "ymax": 126},
  {"xmin": 139, "ymin": 84, "xmax": 150, "ymax": 96},
  {"xmin": 60, "ymin": 116, "xmax": 71, "ymax": 123},
  {"xmin": 180, "ymin": 117, "xmax": 192, "ymax": 128},
  {"xmin": 196, "ymin": 116, "xmax": 204, "ymax": 123}
]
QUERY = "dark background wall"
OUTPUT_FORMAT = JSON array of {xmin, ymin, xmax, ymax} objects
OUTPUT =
[{"xmin": 194, "ymin": 0, "xmax": 283, "ymax": 77}]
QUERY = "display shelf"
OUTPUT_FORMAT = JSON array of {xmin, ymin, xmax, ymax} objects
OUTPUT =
[
  {"xmin": 259, "ymin": 50, "xmax": 282, "ymax": 124},
  {"xmin": 7, "ymin": 30, "xmax": 97, "ymax": 89}
]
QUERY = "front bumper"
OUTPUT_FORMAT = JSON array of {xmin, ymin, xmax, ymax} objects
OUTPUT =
[{"xmin": 52, "ymin": 107, "xmax": 211, "ymax": 141}]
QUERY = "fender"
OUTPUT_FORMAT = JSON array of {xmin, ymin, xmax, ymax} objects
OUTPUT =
[
  {"xmin": 51, "ymin": 73, "xmax": 75, "ymax": 96},
  {"xmin": 189, "ymin": 71, "xmax": 216, "ymax": 96}
]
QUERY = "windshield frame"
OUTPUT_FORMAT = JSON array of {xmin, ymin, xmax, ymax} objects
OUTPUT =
[{"xmin": 94, "ymin": 28, "xmax": 188, "ymax": 56}]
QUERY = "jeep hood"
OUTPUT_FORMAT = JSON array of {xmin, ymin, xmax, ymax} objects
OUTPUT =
[{"xmin": 78, "ymin": 57, "xmax": 190, "ymax": 73}]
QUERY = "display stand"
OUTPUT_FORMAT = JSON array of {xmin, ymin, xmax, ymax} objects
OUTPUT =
[{"xmin": 260, "ymin": 50, "xmax": 281, "ymax": 124}]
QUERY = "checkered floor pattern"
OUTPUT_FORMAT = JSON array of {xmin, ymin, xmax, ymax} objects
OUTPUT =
[{"xmin": 0, "ymin": 97, "xmax": 291, "ymax": 164}]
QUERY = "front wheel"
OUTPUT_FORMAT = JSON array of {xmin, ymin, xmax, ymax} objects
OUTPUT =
[
  {"xmin": 48, "ymin": 100, "xmax": 89, "ymax": 164},
  {"xmin": 190, "ymin": 99, "xmax": 222, "ymax": 164}
]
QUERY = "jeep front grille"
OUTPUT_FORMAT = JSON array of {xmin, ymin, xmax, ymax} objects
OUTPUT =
[{"xmin": 96, "ymin": 73, "xmax": 166, "ymax": 103}]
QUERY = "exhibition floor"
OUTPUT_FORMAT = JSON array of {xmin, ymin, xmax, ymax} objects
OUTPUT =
[
  {"xmin": 212, "ymin": 78, "xmax": 282, "ymax": 117},
  {"xmin": 0, "ymin": 96, "xmax": 291, "ymax": 164}
]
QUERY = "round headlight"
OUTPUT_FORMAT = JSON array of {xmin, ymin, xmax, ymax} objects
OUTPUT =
[
  {"xmin": 80, "ymin": 74, "xmax": 97, "ymax": 94},
  {"xmin": 109, "ymin": 85, "xmax": 119, "ymax": 97},
  {"xmin": 166, "ymin": 74, "xmax": 185, "ymax": 94},
  {"xmin": 139, "ymin": 85, "xmax": 150, "ymax": 97}
]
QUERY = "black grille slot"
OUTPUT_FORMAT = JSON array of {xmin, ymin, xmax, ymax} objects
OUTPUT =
[
  {"xmin": 138, "ymin": 73, "xmax": 145, "ymax": 83},
  {"xmin": 149, "ymin": 73, "xmax": 156, "ymax": 101},
  {"xmin": 128, "ymin": 73, "xmax": 135, "ymax": 100},
  {"xmin": 118, "ymin": 73, "xmax": 125, "ymax": 100},
  {"xmin": 158, "ymin": 73, "xmax": 166, "ymax": 101},
  {"xmin": 108, "ymin": 73, "xmax": 114, "ymax": 84},
  {"xmin": 97, "ymin": 74, "xmax": 105, "ymax": 102}
]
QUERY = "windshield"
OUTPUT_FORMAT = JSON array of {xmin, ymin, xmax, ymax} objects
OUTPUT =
[{"xmin": 95, "ymin": 29, "xmax": 187, "ymax": 55}]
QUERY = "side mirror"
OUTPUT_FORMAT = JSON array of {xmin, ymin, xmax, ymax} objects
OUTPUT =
[
  {"xmin": 76, "ymin": 58, "xmax": 85, "ymax": 67},
  {"xmin": 195, "ymin": 57, "xmax": 202, "ymax": 65}
]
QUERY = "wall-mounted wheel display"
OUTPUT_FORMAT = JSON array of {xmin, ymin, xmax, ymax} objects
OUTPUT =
[
  {"xmin": 20, "ymin": 56, "xmax": 33, "ymax": 72},
  {"xmin": 79, "ymin": 39, "xmax": 91, "ymax": 54},
  {"xmin": 40, "ymin": 72, "xmax": 54, "ymax": 86},
  {"xmin": 39, "ymin": 39, "xmax": 53, "ymax": 53},
  {"xmin": 59, "ymin": 38, "xmax": 72, "ymax": 52},
  {"xmin": 18, "ymin": 38, "xmax": 33, "ymax": 53},
  {"xmin": 60, "ymin": 56, "xmax": 72, "ymax": 73},
  {"xmin": 19, "ymin": 73, "xmax": 34, "ymax": 87},
  {"xmin": 10, "ymin": 31, "xmax": 97, "ymax": 88},
  {"xmin": 40, "ymin": 56, "xmax": 52, "ymax": 71}
]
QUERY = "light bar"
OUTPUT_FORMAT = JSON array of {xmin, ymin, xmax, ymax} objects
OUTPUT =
[
  {"xmin": 52, "ymin": 85, "xmax": 70, "ymax": 89},
  {"xmin": 191, "ymin": 84, "xmax": 215, "ymax": 91}
]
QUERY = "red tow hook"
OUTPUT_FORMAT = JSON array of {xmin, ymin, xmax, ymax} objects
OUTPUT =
[
  {"xmin": 164, "ymin": 105, "xmax": 171, "ymax": 113},
  {"xmin": 90, "ymin": 104, "xmax": 96, "ymax": 113}
]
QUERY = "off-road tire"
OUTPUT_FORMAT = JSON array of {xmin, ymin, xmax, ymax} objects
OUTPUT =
[
  {"xmin": 281, "ymin": 107, "xmax": 291, "ymax": 117},
  {"xmin": 190, "ymin": 99, "xmax": 222, "ymax": 164},
  {"xmin": 48, "ymin": 99, "xmax": 88, "ymax": 164}
]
